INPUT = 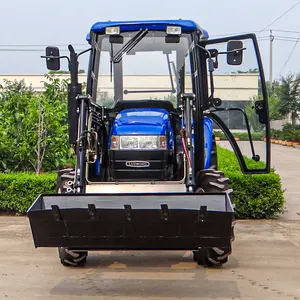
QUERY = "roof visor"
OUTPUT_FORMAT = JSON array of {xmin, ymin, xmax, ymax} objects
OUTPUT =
[{"xmin": 87, "ymin": 20, "xmax": 209, "ymax": 41}]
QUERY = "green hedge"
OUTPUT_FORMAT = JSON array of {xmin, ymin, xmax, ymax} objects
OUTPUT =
[
  {"xmin": 214, "ymin": 131, "xmax": 264, "ymax": 141},
  {"xmin": 0, "ymin": 147, "xmax": 284, "ymax": 218},
  {"xmin": 271, "ymin": 124, "xmax": 300, "ymax": 142},
  {"xmin": 0, "ymin": 173, "xmax": 56, "ymax": 213},
  {"xmin": 218, "ymin": 146, "xmax": 284, "ymax": 218}
]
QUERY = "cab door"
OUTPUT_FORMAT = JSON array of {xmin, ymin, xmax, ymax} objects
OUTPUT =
[{"xmin": 199, "ymin": 34, "xmax": 270, "ymax": 174}]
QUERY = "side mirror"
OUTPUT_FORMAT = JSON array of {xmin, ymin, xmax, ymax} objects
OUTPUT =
[
  {"xmin": 45, "ymin": 46, "xmax": 60, "ymax": 70},
  {"xmin": 227, "ymin": 40, "xmax": 243, "ymax": 65}
]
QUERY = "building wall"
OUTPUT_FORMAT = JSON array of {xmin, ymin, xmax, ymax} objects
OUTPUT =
[{"xmin": 0, "ymin": 73, "xmax": 259, "ymax": 102}]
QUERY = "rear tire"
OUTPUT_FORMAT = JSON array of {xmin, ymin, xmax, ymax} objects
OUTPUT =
[
  {"xmin": 194, "ymin": 169, "xmax": 235, "ymax": 267},
  {"xmin": 56, "ymin": 169, "xmax": 88, "ymax": 267}
]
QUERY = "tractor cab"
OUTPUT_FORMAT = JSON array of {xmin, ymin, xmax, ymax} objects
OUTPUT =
[
  {"xmin": 42, "ymin": 19, "xmax": 271, "ymax": 187},
  {"xmin": 85, "ymin": 21, "xmax": 208, "ymax": 182}
]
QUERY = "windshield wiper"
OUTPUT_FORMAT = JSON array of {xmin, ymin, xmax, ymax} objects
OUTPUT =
[{"xmin": 112, "ymin": 29, "xmax": 149, "ymax": 63}]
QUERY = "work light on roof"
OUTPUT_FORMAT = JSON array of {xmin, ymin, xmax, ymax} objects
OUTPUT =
[
  {"xmin": 105, "ymin": 26, "xmax": 120, "ymax": 35},
  {"xmin": 166, "ymin": 26, "xmax": 182, "ymax": 35}
]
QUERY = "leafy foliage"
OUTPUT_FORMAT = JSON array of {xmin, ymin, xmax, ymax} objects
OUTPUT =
[
  {"xmin": 0, "ymin": 146, "xmax": 284, "ymax": 218},
  {"xmin": 48, "ymin": 69, "xmax": 85, "ymax": 74},
  {"xmin": 218, "ymin": 146, "xmax": 284, "ymax": 218},
  {"xmin": 0, "ymin": 76, "xmax": 72, "ymax": 173},
  {"xmin": 270, "ymin": 123, "xmax": 300, "ymax": 141},
  {"xmin": 277, "ymin": 74, "xmax": 300, "ymax": 125},
  {"xmin": 0, "ymin": 173, "xmax": 56, "ymax": 213},
  {"xmin": 214, "ymin": 130, "xmax": 264, "ymax": 141}
]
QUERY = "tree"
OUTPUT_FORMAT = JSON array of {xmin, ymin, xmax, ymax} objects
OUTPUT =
[
  {"xmin": 48, "ymin": 69, "xmax": 85, "ymax": 74},
  {"xmin": 0, "ymin": 76, "xmax": 72, "ymax": 173},
  {"xmin": 244, "ymin": 80, "xmax": 283, "ymax": 131},
  {"xmin": 277, "ymin": 73, "xmax": 300, "ymax": 125},
  {"xmin": 233, "ymin": 68, "xmax": 259, "ymax": 74}
]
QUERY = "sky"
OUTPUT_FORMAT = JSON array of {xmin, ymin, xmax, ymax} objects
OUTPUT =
[{"xmin": 1, "ymin": 0, "xmax": 300, "ymax": 80}]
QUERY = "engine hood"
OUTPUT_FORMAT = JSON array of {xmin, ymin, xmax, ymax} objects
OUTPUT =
[{"xmin": 112, "ymin": 108, "xmax": 170, "ymax": 135}]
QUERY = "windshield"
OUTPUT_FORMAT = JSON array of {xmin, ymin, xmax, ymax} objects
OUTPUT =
[{"xmin": 91, "ymin": 31, "xmax": 193, "ymax": 108}]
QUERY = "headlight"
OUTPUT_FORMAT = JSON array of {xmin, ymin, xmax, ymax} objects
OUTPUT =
[
  {"xmin": 110, "ymin": 135, "xmax": 167, "ymax": 150},
  {"xmin": 120, "ymin": 136, "xmax": 139, "ymax": 149},
  {"xmin": 105, "ymin": 26, "xmax": 120, "ymax": 35},
  {"xmin": 166, "ymin": 26, "xmax": 182, "ymax": 35}
]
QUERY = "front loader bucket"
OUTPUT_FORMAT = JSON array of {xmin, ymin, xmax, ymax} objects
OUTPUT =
[{"xmin": 27, "ymin": 193, "xmax": 234, "ymax": 250}]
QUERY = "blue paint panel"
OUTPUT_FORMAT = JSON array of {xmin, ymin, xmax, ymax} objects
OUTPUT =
[
  {"xmin": 90, "ymin": 20, "xmax": 208, "ymax": 35},
  {"xmin": 109, "ymin": 108, "xmax": 174, "ymax": 150},
  {"xmin": 107, "ymin": 107, "xmax": 213, "ymax": 167},
  {"xmin": 95, "ymin": 157, "xmax": 101, "ymax": 175},
  {"xmin": 203, "ymin": 117, "xmax": 213, "ymax": 169},
  {"xmin": 87, "ymin": 20, "xmax": 209, "ymax": 42},
  {"xmin": 114, "ymin": 124, "xmax": 167, "ymax": 135}
]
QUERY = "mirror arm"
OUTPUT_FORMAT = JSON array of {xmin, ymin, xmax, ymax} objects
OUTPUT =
[
  {"xmin": 77, "ymin": 48, "xmax": 92, "ymax": 57},
  {"xmin": 40, "ymin": 55, "xmax": 70, "ymax": 64}
]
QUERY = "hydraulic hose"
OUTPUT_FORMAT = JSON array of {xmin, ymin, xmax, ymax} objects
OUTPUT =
[{"xmin": 180, "ymin": 129, "xmax": 191, "ymax": 170}]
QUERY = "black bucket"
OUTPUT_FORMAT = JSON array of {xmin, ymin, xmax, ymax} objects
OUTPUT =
[{"xmin": 27, "ymin": 192, "xmax": 234, "ymax": 250}]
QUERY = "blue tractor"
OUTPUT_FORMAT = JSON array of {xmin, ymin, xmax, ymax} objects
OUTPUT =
[{"xmin": 28, "ymin": 20, "xmax": 271, "ymax": 267}]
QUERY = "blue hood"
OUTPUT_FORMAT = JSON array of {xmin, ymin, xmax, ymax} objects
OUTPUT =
[{"xmin": 112, "ymin": 108, "xmax": 170, "ymax": 135}]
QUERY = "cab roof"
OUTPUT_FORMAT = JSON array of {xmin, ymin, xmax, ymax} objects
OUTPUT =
[{"xmin": 87, "ymin": 19, "xmax": 209, "ymax": 41}]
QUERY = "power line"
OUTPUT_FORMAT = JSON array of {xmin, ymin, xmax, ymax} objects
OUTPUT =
[
  {"xmin": 0, "ymin": 43, "xmax": 87, "ymax": 47},
  {"xmin": 273, "ymin": 35, "xmax": 300, "ymax": 40},
  {"xmin": 275, "ymin": 38, "xmax": 300, "ymax": 42},
  {"xmin": 0, "ymin": 49, "xmax": 87, "ymax": 52},
  {"xmin": 210, "ymin": 30, "xmax": 269, "ymax": 38},
  {"xmin": 258, "ymin": 0, "xmax": 300, "ymax": 33},
  {"xmin": 276, "ymin": 32, "xmax": 300, "ymax": 77},
  {"xmin": 271, "ymin": 29, "xmax": 300, "ymax": 34}
]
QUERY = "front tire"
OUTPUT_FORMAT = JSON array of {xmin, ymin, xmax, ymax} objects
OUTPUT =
[
  {"xmin": 194, "ymin": 169, "xmax": 235, "ymax": 267},
  {"xmin": 56, "ymin": 169, "xmax": 88, "ymax": 267},
  {"xmin": 58, "ymin": 247, "xmax": 88, "ymax": 267}
]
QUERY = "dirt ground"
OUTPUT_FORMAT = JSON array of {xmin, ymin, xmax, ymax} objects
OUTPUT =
[
  {"xmin": 1, "ymin": 142, "xmax": 300, "ymax": 299},
  {"xmin": 1, "ymin": 217, "xmax": 300, "ymax": 300}
]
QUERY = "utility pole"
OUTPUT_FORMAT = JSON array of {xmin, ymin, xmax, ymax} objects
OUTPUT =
[{"xmin": 269, "ymin": 29, "xmax": 274, "ymax": 86}]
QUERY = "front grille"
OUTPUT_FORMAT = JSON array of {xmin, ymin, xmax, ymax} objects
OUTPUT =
[{"xmin": 109, "ymin": 150, "xmax": 170, "ymax": 181}]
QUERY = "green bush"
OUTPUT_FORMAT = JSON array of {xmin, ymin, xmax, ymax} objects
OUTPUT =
[
  {"xmin": 0, "ymin": 146, "xmax": 284, "ymax": 218},
  {"xmin": 0, "ymin": 173, "xmax": 56, "ymax": 213},
  {"xmin": 218, "ymin": 146, "xmax": 284, "ymax": 218},
  {"xmin": 271, "ymin": 124, "xmax": 300, "ymax": 141},
  {"xmin": 279, "ymin": 129, "xmax": 300, "ymax": 142},
  {"xmin": 214, "ymin": 131, "xmax": 264, "ymax": 141},
  {"xmin": 270, "ymin": 129, "xmax": 281, "ymax": 139}
]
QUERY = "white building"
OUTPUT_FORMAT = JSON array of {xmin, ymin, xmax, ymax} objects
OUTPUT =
[{"xmin": 0, "ymin": 73, "xmax": 259, "ymax": 129}]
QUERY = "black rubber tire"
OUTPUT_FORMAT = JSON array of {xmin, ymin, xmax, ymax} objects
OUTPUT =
[
  {"xmin": 194, "ymin": 169, "xmax": 235, "ymax": 267},
  {"xmin": 58, "ymin": 247, "xmax": 88, "ymax": 267},
  {"xmin": 56, "ymin": 169, "xmax": 88, "ymax": 267},
  {"xmin": 56, "ymin": 168, "xmax": 75, "ymax": 193},
  {"xmin": 209, "ymin": 134, "xmax": 218, "ymax": 170}
]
